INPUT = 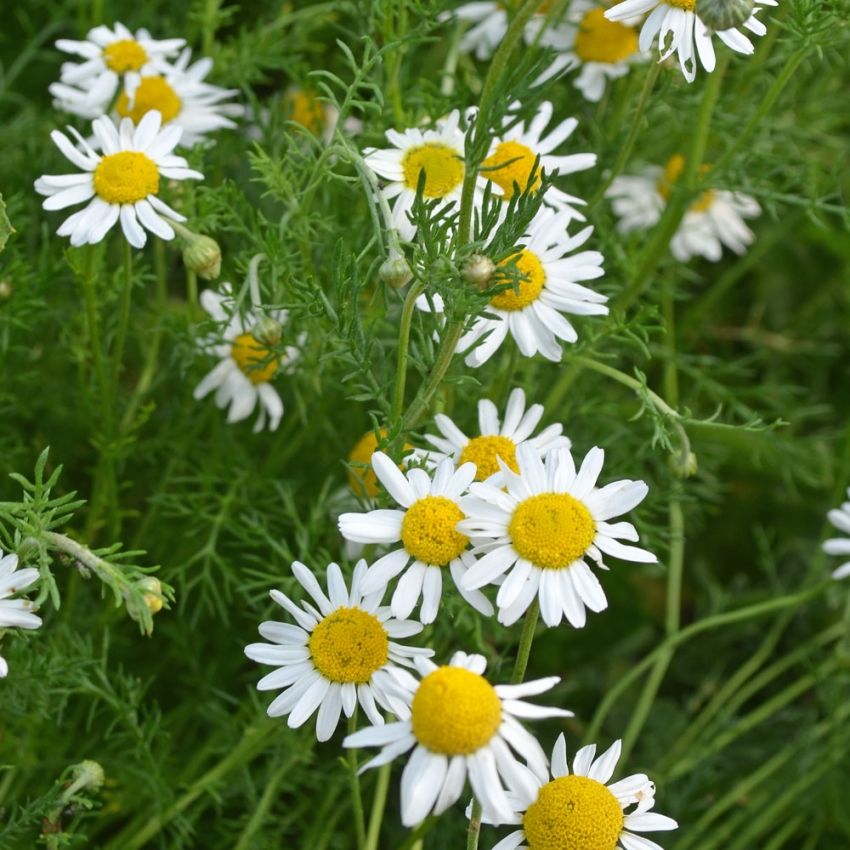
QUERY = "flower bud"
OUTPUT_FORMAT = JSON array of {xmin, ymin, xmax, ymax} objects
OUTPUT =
[
  {"xmin": 464, "ymin": 254, "xmax": 496, "ymax": 289},
  {"xmin": 182, "ymin": 234, "xmax": 222, "ymax": 280},
  {"xmin": 696, "ymin": 0, "xmax": 754, "ymax": 31},
  {"xmin": 70, "ymin": 760, "xmax": 105, "ymax": 793},
  {"xmin": 0, "ymin": 280, "xmax": 11, "ymax": 300},
  {"xmin": 252, "ymin": 316, "xmax": 283, "ymax": 346},
  {"xmin": 379, "ymin": 254, "xmax": 413, "ymax": 289},
  {"xmin": 670, "ymin": 450, "xmax": 698, "ymax": 479},
  {"xmin": 137, "ymin": 577, "xmax": 164, "ymax": 614}
]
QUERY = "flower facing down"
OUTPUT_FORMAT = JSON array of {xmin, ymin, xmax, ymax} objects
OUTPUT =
[
  {"xmin": 344, "ymin": 651, "xmax": 572, "ymax": 826},
  {"xmin": 415, "ymin": 388, "xmax": 571, "ymax": 485},
  {"xmin": 488, "ymin": 735, "xmax": 677, "ymax": 850},
  {"xmin": 0, "ymin": 550, "xmax": 43, "ymax": 678},
  {"xmin": 193, "ymin": 284, "xmax": 298, "ymax": 433},
  {"xmin": 824, "ymin": 487, "xmax": 850, "ymax": 580},
  {"xmin": 245, "ymin": 561, "xmax": 432, "ymax": 741},
  {"xmin": 460, "ymin": 445, "xmax": 656, "ymax": 628},
  {"xmin": 338, "ymin": 454, "xmax": 493, "ymax": 623},
  {"xmin": 35, "ymin": 111, "xmax": 202, "ymax": 248}
]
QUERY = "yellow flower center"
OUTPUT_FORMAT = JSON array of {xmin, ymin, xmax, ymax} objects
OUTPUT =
[
  {"xmin": 283, "ymin": 88, "xmax": 326, "ymax": 134},
  {"xmin": 575, "ymin": 8, "xmax": 640, "ymax": 63},
  {"xmin": 411, "ymin": 666, "xmax": 502, "ymax": 755},
  {"xmin": 92, "ymin": 151, "xmax": 160, "ymax": 204},
  {"xmin": 666, "ymin": 0, "xmax": 696, "ymax": 8},
  {"xmin": 347, "ymin": 430, "xmax": 413, "ymax": 499},
  {"xmin": 482, "ymin": 140, "xmax": 542, "ymax": 200},
  {"xmin": 230, "ymin": 332, "xmax": 279, "ymax": 384},
  {"xmin": 401, "ymin": 142, "xmax": 465, "ymax": 198},
  {"xmin": 400, "ymin": 496, "xmax": 469, "ymax": 566},
  {"xmin": 460, "ymin": 435, "xmax": 519, "ymax": 481},
  {"xmin": 116, "ymin": 76, "xmax": 182, "ymax": 125},
  {"xmin": 308, "ymin": 607, "xmax": 389, "ymax": 684},
  {"xmin": 490, "ymin": 250, "xmax": 546, "ymax": 311},
  {"xmin": 657, "ymin": 154, "xmax": 716, "ymax": 212},
  {"xmin": 523, "ymin": 775, "xmax": 625, "ymax": 850},
  {"xmin": 510, "ymin": 493, "xmax": 596, "ymax": 569},
  {"xmin": 102, "ymin": 39, "xmax": 149, "ymax": 73}
]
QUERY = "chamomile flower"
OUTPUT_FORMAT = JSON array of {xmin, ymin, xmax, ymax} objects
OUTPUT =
[
  {"xmin": 460, "ymin": 444, "xmax": 656, "ymax": 628},
  {"xmin": 415, "ymin": 388, "xmax": 571, "ymax": 485},
  {"xmin": 605, "ymin": 0, "xmax": 776, "ymax": 83},
  {"xmin": 245, "ymin": 560, "xmax": 431, "ymax": 741},
  {"xmin": 193, "ymin": 284, "xmax": 297, "ymax": 433},
  {"xmin": 460, "ymin": 206, "xmax": 607, "ymax": 367},
  {"xmin": 49, "ymin": 22, "xmax": 184, "ymax": 117},
  {"xmin": 824, "ymin": 487, "xmax": 850, "ymax": 581},
  {"xmin": 606, "ymin": 155, "xmax": 760, "ymax": 262},
  {"xmin": 34, "ymin": 111, "xmax": 201, "ymax": 248},
  {"xmin": 488, "ymin": 735, "xmax": 677, "ymax": 850},
  {"xmin": 338, "ymin": 454, "xmax": 493, "ymax": 623},
  {"xmin": 482, "ymin": 101, "xmax": 596, "ymax": 220},
  {"xmin": 344, "ymin": 651, "xmax": 572, "ymax": 826},
  {"xmin": 0, "ymin": 550, "xmax": 42, "ymax": 679}
]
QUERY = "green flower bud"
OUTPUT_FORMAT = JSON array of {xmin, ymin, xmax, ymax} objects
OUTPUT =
[
  {"xmin": 696, "ymin": 0, "xmax": 754, "ymax": 32},
  {"xmin": 379, "ymin": 254, "xmax": 413, "ymax": 289},
  {"xmin": 182, "ymin": 234, "xmax": 222, "ymax": 280},
  {"xmin": 252, "ymin": 316, "xmax": 283, "ymax": 346},
  {"xmin": 464, "ymin": 254, "xmax": 496, "ymax": 289}
]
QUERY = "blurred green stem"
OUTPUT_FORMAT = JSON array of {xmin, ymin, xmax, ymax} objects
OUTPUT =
[
  {"xmin": 365, "ymin": 762, "xmax": 392, "ymax": 850},
  {"xmin": 348, "ymin": 713, "xmax": 368, "ymax": 850},
  {"xmin": 392, "ymin": 281, "xmax": 426, "ymax": 421}
]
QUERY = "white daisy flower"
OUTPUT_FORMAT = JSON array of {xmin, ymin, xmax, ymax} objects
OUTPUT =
[
  {"xmin": 415, "ymin": 388, "xmax": 571, "ymax": 486},
  {"xmin": 0, "ymin": 550, "xmax": 43, "ymax": 679},
  {"xmin": 338, "ymin": 454, "xmax": 494, "ymax": 624},
  {"xmin": 245, "ymin": 560, "xmax": 432, "ymax": 741},
  {"xmin": 482, "ymin": 101, "xmax": 596, "ymax": 221},
  {"xmin": 193, "ymin": 284, "xmax": 297, "ymax": 433},
  {"xmin": 34, "ymin": 111, "xmax": 202, "ymax": 248},
  {"xmin": 49, "ymin": 22, "xmax": 184, "ymax": 116},
  {"xmin": 364, "ymin": 109, "xmax": 482, "ymax": 241},
  {"xmin": 824, "ymin": 487, "xmax": 850, "ymax": 581},
  {"xmin": 605, "ymin": 0, "xmax": 776, "ymax": 82},
  {"xmin": 459, "ymin": 206, "xmax": 607, "ymax": 367},
  {"xmin": 344, "ymin": 651, "xmax": 572, "ymax": 826},
  {"xmin": 460, "ymin": 444, "xmax": 656, "ymax": 628},
  {"xmin": 606, "ymin": 155, "xmax": 760, "ymax": 262},
  {"xmin": 487, "ymin": 735, "xmax": 678, "ymax": 850}
]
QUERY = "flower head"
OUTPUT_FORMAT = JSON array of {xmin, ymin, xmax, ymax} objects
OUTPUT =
[
  {"xmin": 0, "ymin": 550, "xmax": 43, "ymax": 678},
  {"xmin": 824, "ymin": 487, "xmax": 850, "ymax": 581}
]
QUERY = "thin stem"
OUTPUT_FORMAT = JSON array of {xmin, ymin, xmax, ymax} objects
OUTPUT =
[
  {"xmin": 248, "ymin": 253, "xmax": 267, "ymax": 310},
  {"xmin": 233, "ymin": 759, "xmax": 290, "ymax": 850},
  {"xmin": 347, "ymin": 714, "xmax": 368, "ymax": 850},
  {"xmin": 365, "ymin": 762, "xmax": 392, "ymax": 850},
  {"xmin": 511, "ymin": 597, "xmax": 540, "ymax": 684},
  {"xmin": 402, "ymin": 322, "xmax": 464, "ymax": 428},
  {"xmin": 112, "ymin": 240, "xmax": 134, "ymax": 386},
  {"xmin": 391, "ymin": 281, "xmax": 426, "ymax": 420}
]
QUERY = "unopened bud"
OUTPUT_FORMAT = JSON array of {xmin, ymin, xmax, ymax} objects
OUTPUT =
[
  {"xmin": 182, "ymin": 234, "xmax": 222, "ymax": 280},
  {"xmin": 696, "ymin": 0, "xmax": 754, "ymax": 31},
  {"xmin": 0, "ymin": 281, "xmax": 11, "ymax": 299},
  {"xmin": 137, "ymin": 577, "xmax": 164, "ymax": 614},
  {"xmin": 63, "ymin": 760, "xmax": 105, "ymax": 800},
  {"xmin": 670, "ymin": 450, "xmax": 698, "ymax": 479},
  {"xmin": 464, "ymin": 254, "xmax": 496, "ymax": 289},
  {"xmin": 252, "ymin": 316, "xmax": 283, "ymax": 346},
  {"xmin": 379, "ymin": 254, "xmax": 412, "ymax": 289}
]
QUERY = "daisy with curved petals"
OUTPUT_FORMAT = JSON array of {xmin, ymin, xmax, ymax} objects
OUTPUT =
[
  {"xmin": 605, "ymin": 0, "xmax": 776, "ymax": 83},
  {"xmin": 245, "ymin": 561, "xmax": 432, "ymax": 741},
  {"xmin": 460, "ymin": 444, "xmax": 656, "ymax": 628},
  {"xmin": 461, "ymin": 206, "xmax": 607, "ymax": 367},
  {"xmin": 0, "ymin": 550, "xmax": 43, "ymax": 678},
  {"xmin": 50, "ymin": 22, "xmax": 184, "ymax": 117},
  {"xmin": 488, "ymin": 735, "xmax": 677, "ymax": 850},
  {"xmin": 824, "ymin": 487, "xmax": 850, "ymax": 581},
  {"xmin": 338, "ymin": 454, "xmax": 493, "ymax": 623},
  {"xmin": 344, "ymin": 651, "xmax": 572, "ymax": 826},
  {"xmin": 483, "ymin": 101, "xmax": 596, "ymax": 221},
  {"xmin": 416, "ymin": 388, "xmax": 571, "ymax": 486},
  {"xmin": 193, "ymin": 284, "xmax": 297, "ymax": 433},
  {"xmin": 35, "ymin": 111, "xmax": 201, "ymax": 248},
  {"xmin": 607, "ymin": 155, "xmax": 760, "ymax": 262}
]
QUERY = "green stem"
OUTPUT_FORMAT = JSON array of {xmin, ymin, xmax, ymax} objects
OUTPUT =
[
  {"xmin": 112, "ymin": 239, "xmax": 134, "ymax": 386},
  {"xmin": 402, "ymin": 321, "xmax": 464, "ymax": 428},
  {"xmin": 347, "ymin": 714, "xmax": 368, "ymax": 850},
  {"xmin": 391, "ymin": 281, "xmax": 426, "ymax": 420},
  {"xmin": 233, "ymin": 759, "xmax": 290, "ymax": 850},
  {"xmin": 364, "ymin": 762, "xmax": 392, "ymax": 850}
]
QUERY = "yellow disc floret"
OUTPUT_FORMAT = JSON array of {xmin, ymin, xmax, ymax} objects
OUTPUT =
[
  {"xmin": 116, "ymin": 76, "xmax": 182, "ymax": 124},
  {"xmin": 401, "ymin": 496, "xmax": 468, "ymax": 566},
  {"xmin": 490, "ymin": 250, "xmax": 546, "ymax": 311},
  {"xmin": 283, "ymin": 88, "xmax": 326, "ymax": 135},
  {"xmin": 460, "ymin": 435, "xmax": 519, "ymax": 481},
  {"xmin": 308, "ymin": 607, "xmax": 389, "ymax": 683},
  {"xmin": 348, "ymin": 430, "xmax": 413, "ymax": 499},
  {"xmin": 575, "ymin": 8, "xmax": 639, "ymax": 64},
  {"xmin": 483, "ymin": 140, "xmax": 542, "ymax": 200},
  {"xmin": 93, "ymin": 152, "xmax": 160, "ymax": 204},
  {"xmin": 510, "ymin": 493, "xmax": 596, "ymax": 569},
  {"xmin": 657, "ymin": 154, "xmax": 716, "ymax": 212},
  {"xmin": 411, "ymin": 666, "xmax": 502, "ymax": 754},
  {"xmin": 102, "ymin": 39, "xmax": 149, "ymax": 73},
  {"xmin": 666, "ymin": 0, "xmax": 696, "ymax": 8},
  {"xmin": 231, "ymin": 332, "xmax": 279, "ymax": 384},
  {"xmin": 523, "ymin": 775, "xmax": 624, "ymax": 850},
  {"xmin": 402, "ymin": 143, "xmax": 465, "ymax": 198}
]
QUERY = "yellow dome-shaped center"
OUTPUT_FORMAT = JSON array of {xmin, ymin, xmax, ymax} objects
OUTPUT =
[
  {"xmin": 510, "ymin": 493, "xmax": 596, "ymax": 569},
  {"xmin": 347, "ymin": 430, "xmax": 413, "ymax": 499},
  {"xmin": 460, "ymin": 435, "xmax": 519, "ymax": 481},
  {"xmin": 523, "ymin": 775, "xmax": 624, "ymax": 850},
  {"xmin": 308, "ymin": 607, "xmax": 389, "ymax": 683},
  {"xmin": 666, "ymin": 0, "xmax": 696, "ymax": 9},
  {"xmin": 283, "ymin": 88, "xmax": 326, "ymax": 135},
  {"xmin": 657, "ymin": 154, "xmax": 716, "ymax": 212},
  {"xmin": 400, "ymin": 496, "xmax": 468, "ymax": 566},
  {"xmin": 231, "ymin": 332, "xmax": 279, "ymax": 384},
  {"xmin": 482, "ymin": 140, "xmax": 542, "ymax": 200},
  {"xmin": 490, "ymin": 250, "xmax": 546, "ymax": 311},
  {"xmin": 402, "ymin": 142, "xmax": 464, "ymax": 198},
  {"xmin": 116, "ymin": 76, "xmax": 182, "ymax": 125},
  {"xmin": 93, "ymin": 151, "xmax": 160, "ymax": 204},
  {"xmin": 575, "ymin": 8, "xmax": 639, "ymax": 64},
  {"xmin": 411, "ymin": 666, "xmax": 502, "ymax": 754},
  {"xmin": 103, "ymin": 39, "xmax": 149, "ymax": 73}
]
